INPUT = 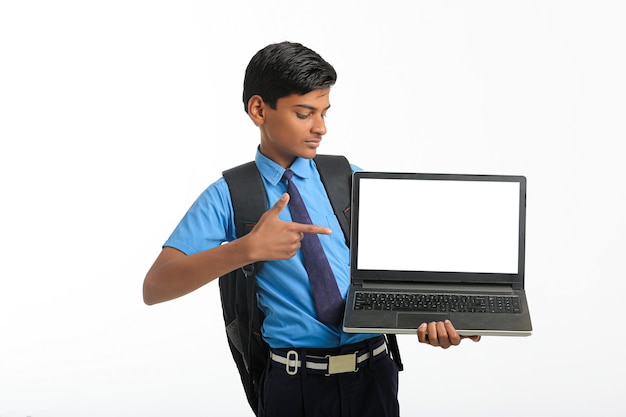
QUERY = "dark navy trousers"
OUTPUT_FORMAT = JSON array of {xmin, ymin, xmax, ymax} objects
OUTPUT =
[{"xmin": 258, "ymin": 337, "xmax": 400, "ymax": 417}]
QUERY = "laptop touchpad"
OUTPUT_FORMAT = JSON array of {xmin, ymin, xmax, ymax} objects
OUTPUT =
[{"xmin": 397, "ymin": 312, "xmax": 450, "ymax": 328}]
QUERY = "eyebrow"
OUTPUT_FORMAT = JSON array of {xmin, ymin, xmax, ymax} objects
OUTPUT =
[{"xmin": 294, "ymin": 104, "xmax": 331, "ymax": 111}]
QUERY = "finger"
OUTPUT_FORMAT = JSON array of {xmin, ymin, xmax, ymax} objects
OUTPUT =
[
  {"xmin": 417, "ymin": 323, "xmax": 428, "ymax": 343},
  {"xmin": 266, "ymin": 193, "xmax": 290, "ymax": 217},
  {"xmin": 293, "ymin": 223, "xmax": 333, "ymax": 235},
  {"xmin": 426, "ymin": 322, "xmax": 439, "ymax": 346},
  {"xmin": 461, "ymin": 335, "xmax": 482, "ymax": 342},
  {"xmin": 436, "ymin": 321, "xmax": 451, "ymax": 349},
  {"xmin": 443, "ymin": 320, "xmax": 461, "ymax": 346}
]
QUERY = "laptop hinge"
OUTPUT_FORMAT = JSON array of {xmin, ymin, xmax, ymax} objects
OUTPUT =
[{"xmin": 361, "ymin": 282, "xmax": 515, "ymax": 293}]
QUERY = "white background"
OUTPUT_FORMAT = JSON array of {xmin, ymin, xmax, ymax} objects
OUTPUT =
[{"xmin": 1, "ymin": 1, "xmax": 624, "ymax": 416}]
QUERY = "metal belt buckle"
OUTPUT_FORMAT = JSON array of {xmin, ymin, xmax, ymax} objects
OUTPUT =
[
  {"xmin": 325, "ymin": 351, "xmax": 358, "ymax": 376},
  {"xmin": 286, "ymin": 350, "xmax": 299, "ymax": 376}
]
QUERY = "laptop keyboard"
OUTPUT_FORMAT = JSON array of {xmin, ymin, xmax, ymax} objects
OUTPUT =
[{"xmin": 354, "ymin": 291, "xmax": 521, "ymax": 314}]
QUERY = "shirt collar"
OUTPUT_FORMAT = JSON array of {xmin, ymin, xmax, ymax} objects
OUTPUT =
[{"xmin": 255, "ymin": 148, "xmax": 315, "ymax": 185}]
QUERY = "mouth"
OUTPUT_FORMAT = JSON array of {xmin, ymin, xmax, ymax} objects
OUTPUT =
[{"xmin": 305, "ymin": 139, "xmax": 322, "ymax": 148}]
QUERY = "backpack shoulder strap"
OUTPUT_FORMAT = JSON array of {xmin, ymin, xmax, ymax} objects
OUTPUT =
[
  {"xmin": 314, "ymin": 154, "xmax": 352, "ymax": 246},
  {"xmin": 223, "ymin": 161, "xmax": 267, "ymax": 240}
]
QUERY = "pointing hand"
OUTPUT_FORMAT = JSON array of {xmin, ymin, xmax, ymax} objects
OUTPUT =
[{"xmin": 247, "ymin": 193, "xmax": 332, "ymax": 261}]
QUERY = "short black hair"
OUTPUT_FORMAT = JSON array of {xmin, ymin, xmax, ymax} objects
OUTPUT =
[{"xmin": 243, "ymin": 41, "xmax": 337, "ymax": 113}]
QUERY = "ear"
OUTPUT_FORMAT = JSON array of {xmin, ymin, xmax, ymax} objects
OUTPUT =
[{"xmin": 247, "ymin": 95, "xmax": 266, "ymax": 126}]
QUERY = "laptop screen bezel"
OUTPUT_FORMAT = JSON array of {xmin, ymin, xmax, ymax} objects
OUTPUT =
[{"xmin": 349, "ymin": 171, "xmax": 527, "ymax": 289}]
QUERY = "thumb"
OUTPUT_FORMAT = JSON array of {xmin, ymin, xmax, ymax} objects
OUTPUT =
[{"xmin": 266, "ymin": 193, "xmax": 290, "ymax": 217}]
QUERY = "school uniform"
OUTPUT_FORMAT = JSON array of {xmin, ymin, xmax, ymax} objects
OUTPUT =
[{"xmin": 165, "ymin": 149, "xmax": 399, "ymax": 417}]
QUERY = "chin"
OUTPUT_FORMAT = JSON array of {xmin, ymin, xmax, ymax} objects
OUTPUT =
[{"xmin": 297, "ymin": 149, "xmax": 318, "ymax": 160}]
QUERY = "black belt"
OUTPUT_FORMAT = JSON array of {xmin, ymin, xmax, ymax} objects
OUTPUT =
[{"xmin": 269, "ymin": 336, "xmax": 388, "ymax": 376}]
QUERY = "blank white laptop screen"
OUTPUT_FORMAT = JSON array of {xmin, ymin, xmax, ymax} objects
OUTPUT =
[{"xmin": 356, "ymin": 178, "xmax": 520, "ymax": 274}]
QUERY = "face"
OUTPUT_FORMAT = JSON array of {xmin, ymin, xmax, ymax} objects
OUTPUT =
[{"xmin": 249, "ymin": 88, "xmax": 331, "ymax": 168}]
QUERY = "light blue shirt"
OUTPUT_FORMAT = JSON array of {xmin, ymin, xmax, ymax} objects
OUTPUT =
[{"xmin": 164, "ymin": 150, "xmax": 376, "ymax": 348}]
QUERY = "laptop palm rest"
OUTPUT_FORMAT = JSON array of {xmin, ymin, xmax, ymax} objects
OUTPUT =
[{"xmin": 397, "ymin": 312, "xmax": 449, "ymax": 327}]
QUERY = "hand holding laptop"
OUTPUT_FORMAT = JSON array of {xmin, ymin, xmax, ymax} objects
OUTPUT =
[{"xmin": 417, "ymin": 320, "xmax": 481, "ymax": 349}]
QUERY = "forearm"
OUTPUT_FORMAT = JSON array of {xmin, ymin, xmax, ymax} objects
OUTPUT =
[
  {"xmin": 143, "ymin": 238, "xmax": 255, "ymax": 305},
  {"xmin": 143, "ymin": 194, "xmax": 326, "ymax": 305}
]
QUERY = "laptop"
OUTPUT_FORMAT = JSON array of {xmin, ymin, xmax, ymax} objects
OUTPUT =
[{"xmin": 342, "ymin": 171, "xmax": 532, "ymax": 337}]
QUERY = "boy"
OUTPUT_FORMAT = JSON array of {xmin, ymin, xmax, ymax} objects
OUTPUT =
[{"xmin": 143, "ymin": 41, "xmax": 479, "ymax": 417}]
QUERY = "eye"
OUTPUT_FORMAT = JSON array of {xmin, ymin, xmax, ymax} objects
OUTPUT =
[{"xmin": 296, "ymin": 112, "xmax": 310, "ymax": 120}]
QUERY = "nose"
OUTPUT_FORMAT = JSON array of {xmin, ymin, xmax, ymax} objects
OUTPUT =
[{"xmin": 312, "ymin": 114, "xmax": 327, "ymax": 136}]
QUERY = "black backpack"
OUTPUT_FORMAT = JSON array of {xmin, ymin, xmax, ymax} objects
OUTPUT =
[{"xmin": 219, "ymin": 154, "xmax": 403, "ymax": 416}]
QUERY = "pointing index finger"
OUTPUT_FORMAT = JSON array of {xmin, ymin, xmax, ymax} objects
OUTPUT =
[{"xmin": 293, "ymin": 222, "xmax": 332, "ymax": 235}]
